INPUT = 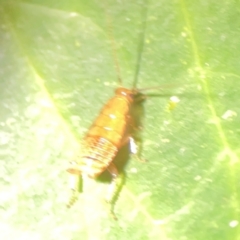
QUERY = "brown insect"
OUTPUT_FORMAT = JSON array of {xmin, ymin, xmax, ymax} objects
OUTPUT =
[
  {"xmin": 67, "ymin": 87, "xmax": 146, "ymax": 216},
  {"xmin": 67, "ymin": 1, "xmax": 154, "ymax": 218}
]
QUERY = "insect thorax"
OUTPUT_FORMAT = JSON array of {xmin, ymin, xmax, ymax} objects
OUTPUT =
[{"xmin": 115, "ymin": 87, "xmax": 146, "ymax": 103}]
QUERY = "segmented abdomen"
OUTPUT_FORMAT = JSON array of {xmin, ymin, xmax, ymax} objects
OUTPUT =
[{"xmin": 77, "ymin": 94, "xmax": 132, "ymax": 178}]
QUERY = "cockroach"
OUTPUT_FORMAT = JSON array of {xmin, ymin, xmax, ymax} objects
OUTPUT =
[
  {"xmin": 66, "ymin": 1, "xmax": 166, "ymax": 219},
  {"xmin": 67, "ymin": 86, "xmax": 146, "ymax": 218}
]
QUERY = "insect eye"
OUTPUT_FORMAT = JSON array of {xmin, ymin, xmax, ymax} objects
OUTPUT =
[{"xmin": 133, "ymin": 93, "xmax": 146, "ymax": 102}]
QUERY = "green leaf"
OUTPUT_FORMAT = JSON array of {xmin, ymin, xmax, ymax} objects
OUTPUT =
[{"xmin": 0, "ymin": 0, "xmax": 240, "ymax": 239}]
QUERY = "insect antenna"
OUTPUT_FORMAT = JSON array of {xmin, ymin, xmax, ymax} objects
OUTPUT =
[
  {"xmin": 132, "ymin": 0, "xmax": 149, "ymax": 90},
  {"xmin": 138, "ymin": 83, "xmax": 180, "ymax": 92},
  {"xmin": 104, "ymin": 1, "xmax": 122, "ymax": 86}
]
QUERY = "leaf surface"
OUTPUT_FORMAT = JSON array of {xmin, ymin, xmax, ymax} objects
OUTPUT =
[{"xmin": 0, "ymin": 0, "xmax": 240, "ymax": 239}]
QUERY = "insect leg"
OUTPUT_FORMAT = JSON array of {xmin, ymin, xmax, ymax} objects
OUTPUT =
[
  {"xmin": 129, "ymin": 134, "xmax": 146, "ymax": 162},
  {"xmin": 119, "ymin": 134, "xmax": 144, "ymax": 162},
  {"xmin": 66, "ymin": 173, "xmax": 83, "ymax": 208},
  {"xmin": 106, "ymin": 163, "xmax": 124, "ymax": 220}
]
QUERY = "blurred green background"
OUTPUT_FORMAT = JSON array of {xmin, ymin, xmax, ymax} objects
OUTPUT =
[{"xmin": 0, "ymin": 0, "xmax": 240, "ymax": 239}]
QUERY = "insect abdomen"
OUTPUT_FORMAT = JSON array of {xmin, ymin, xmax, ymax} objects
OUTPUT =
[
  {"xmin": 78, "ymin": 137, "xmax": 117, "ymax": 178},
  {"xmin": 78, "ymin": 93, "xmax": 133, "ymax": 178}
]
